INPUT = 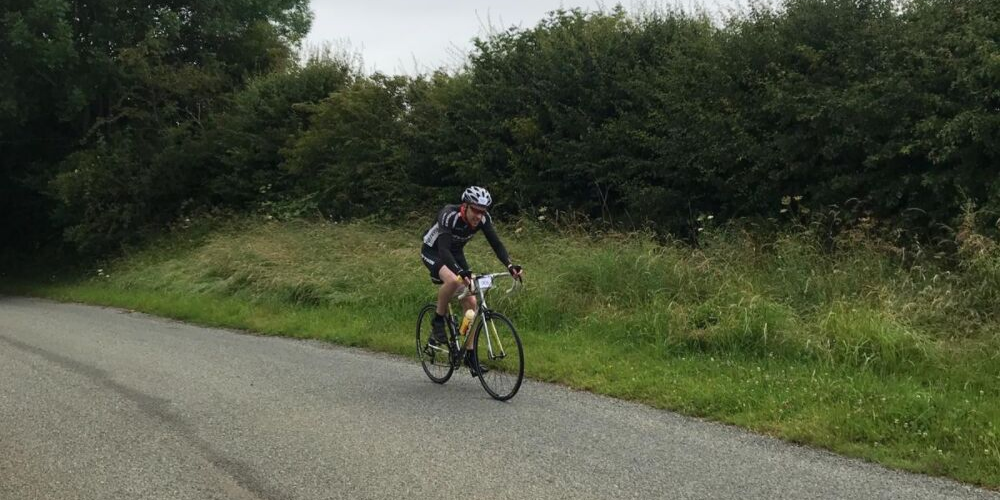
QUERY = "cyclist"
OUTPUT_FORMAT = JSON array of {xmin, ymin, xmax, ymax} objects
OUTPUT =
[{"xmin": 420, "ymin": 186, "xmax": 524, "ymax": 376}]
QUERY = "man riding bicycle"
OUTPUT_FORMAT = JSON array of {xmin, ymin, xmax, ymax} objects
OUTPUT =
[{"xmin": 420, "ymin": 186, "xmax": 524, "ymax": 376}]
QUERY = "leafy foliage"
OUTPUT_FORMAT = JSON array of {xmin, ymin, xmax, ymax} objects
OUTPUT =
[
  {"xmin": 283, "ymin": 74, "xmax": 413, "ymax": 219},
  {"xmin": 3, "ymin": 0, "xmax": 1000, "ymax": 254},
  {"xmin": 1, "ymin": 0, "xmax": 311, "ymax": 253}
]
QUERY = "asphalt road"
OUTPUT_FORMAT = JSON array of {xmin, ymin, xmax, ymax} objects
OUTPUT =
[{"xmin": 1, "ymin": 296, "xmax": 996, "ymax": 500}]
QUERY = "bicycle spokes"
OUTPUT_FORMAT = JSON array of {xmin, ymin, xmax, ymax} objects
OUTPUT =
[
  {"xmin": 417, "ymin": 304, "xmax": 455, "ymax": 384},
  {"xmin": 419, "ymin": 271, "xmax": 524, "ymax": 400},
  {"xmin": 424, "ymin": 342, "xmax": 444, "ymax": 357},
  {"xmin": 473, "ymin": 312, "xmax": 524, "ymax": 401}
]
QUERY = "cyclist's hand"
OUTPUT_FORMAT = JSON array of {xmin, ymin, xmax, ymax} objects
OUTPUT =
[
  {"xmin": 458, "ymin": 269, "xmax": 474, "ymax": 287},
  {"xmin": 507, "ymin": 263, "xmax": 523, "ymax": 281}
]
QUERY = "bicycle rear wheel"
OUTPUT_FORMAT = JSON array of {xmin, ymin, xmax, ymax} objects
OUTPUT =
[
  {"xmin": 416, "ymin": 304, "xmax": 454, "ymax": 384},
  {"xmin": 472, "ymin": 312, "xmax": 524, "ymax": 401}
]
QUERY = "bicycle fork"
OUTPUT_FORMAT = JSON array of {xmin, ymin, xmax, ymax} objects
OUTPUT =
[{"xmin": 479, "ymin": 313, "xmax": 507, "ymax": 361}]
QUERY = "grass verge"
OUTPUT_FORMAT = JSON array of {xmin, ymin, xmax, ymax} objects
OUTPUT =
[{"xmin": 5, "ymin": 216, "xmax": 999, "ymax": 488}]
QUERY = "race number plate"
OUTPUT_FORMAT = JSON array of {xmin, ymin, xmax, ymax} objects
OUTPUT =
[{"xmin": 476, "ymin": 275, "xmax": 493, "ymax": 290}]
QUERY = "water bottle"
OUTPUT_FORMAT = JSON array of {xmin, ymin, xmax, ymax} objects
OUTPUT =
[{"xmin": 459, "ymin": 309, "xmax": 475, "ymax": 335}]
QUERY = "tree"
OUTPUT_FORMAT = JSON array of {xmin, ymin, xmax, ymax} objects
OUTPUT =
[{"xmin": 1, "ymin": 0, "xmax": 312, "ymax": 253}]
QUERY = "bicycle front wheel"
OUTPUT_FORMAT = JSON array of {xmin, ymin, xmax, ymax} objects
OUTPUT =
[
  {"xmin": 416, "ymin": 304, "xmax": 454, "ymax": 384},
  {"xmin": 472, "ymin": 312, "xmax": 524, "ymax": 401}
]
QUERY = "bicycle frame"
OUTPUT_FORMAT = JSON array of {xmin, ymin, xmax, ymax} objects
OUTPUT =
[
  {"xmin": 447, "ymin": 272, "xmax": 520, "ymax": 364},
  {"xmin": 418, "ymin": 270, "xmax": 525, "ymax": 400}
]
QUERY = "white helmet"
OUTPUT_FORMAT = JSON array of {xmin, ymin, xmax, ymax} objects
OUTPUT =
[{"xmin": 461, "ymin": 186, "xmax": 492, "ymax": 208}]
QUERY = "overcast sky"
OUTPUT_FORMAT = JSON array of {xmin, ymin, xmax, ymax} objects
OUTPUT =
[{"xmin": 303, "ymin": 0, "xmax": 743, "ymax": 75}]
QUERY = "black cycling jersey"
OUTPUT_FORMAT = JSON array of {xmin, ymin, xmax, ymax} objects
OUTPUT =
[{"xmin": 421, "ymin": 204, "xmax": 510, "ymax": 276}]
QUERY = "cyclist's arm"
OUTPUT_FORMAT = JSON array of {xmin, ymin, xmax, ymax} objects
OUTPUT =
[
  {"xmin": 435, "ymin": 232, "xmax": 465, "ymax": 275},
  {"xmin": 434, "ymin": 206, "xmax": 466, "ymax": 275},
  {"xmin": 481, "ymin": 215, "xmax": 511, "ymax": 267}
]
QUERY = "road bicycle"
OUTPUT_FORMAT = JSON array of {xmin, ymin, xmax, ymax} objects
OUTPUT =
[{"xmin": 415, "ymin": 272, "xmax": 524, "ymax": 401}]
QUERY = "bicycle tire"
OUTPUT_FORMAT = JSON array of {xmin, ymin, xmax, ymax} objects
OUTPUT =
[
  {"xmin": 416, "ymin": 303, "xmax": 454, "ymax": 384},
  {"xmin": 472, "ymin": 311, "xmax": 524, "ymax": 401}
]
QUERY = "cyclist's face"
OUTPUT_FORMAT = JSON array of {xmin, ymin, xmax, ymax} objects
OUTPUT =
[{"xmin": 465, "ymin": 204, "xmax": 487, "ymax": 226}]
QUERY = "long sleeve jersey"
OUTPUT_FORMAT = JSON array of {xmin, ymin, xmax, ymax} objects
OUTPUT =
[{"xmin": 421, "ymin": 204, "xmax": 511, "ymax": 274}]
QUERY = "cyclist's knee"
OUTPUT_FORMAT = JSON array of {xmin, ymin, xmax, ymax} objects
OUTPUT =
[
  {"xmin": 463, "ymin": 296, "xmax": 477, "ymax": 309},
  {"xmin": 438, "ymin": 266, "xmax": 457, "ymax": 284}
]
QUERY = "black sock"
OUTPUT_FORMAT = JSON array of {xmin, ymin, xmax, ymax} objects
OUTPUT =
[{"xmin": 433, "ymin": 313, "xmax": 444, "ymax": 321}]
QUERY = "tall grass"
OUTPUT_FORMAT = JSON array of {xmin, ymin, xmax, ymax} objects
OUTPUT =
[{"xmin": 12, "ymin": 214, "xmax": 1000, "ymax": 488}]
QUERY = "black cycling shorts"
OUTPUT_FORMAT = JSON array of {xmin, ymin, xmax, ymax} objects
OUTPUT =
[{"xmin": 420, "ymin": 246, "xmax": 468, "ymax": 284}]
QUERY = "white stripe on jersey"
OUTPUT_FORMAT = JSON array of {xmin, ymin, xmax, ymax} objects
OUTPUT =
[
  {"xmin": 422, "ymin": 223, "xmax": 441, "ymax": 246},
  {"xmin": 423, "ymin": 206, "xmax": 484, "ymax": 247},
  {"xmin": 445, "ymin": 211, "xmax": 459, "ymax": 228}
]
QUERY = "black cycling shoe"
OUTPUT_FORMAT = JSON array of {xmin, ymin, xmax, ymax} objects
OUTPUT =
[
  {"xmin": 464, "ymin": 351, "xmax": 490, "ymax": 378},
  {"xmin": 428, "ymin": 315, "xmax": 447, "ymax": 346}
]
